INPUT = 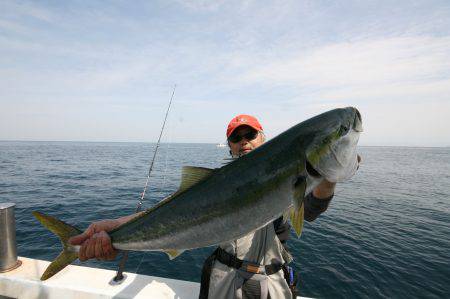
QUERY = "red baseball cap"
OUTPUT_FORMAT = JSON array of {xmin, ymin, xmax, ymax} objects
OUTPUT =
[{"xmin": 226, "ymin": 114, "xmax": 263, "ymax": 138}]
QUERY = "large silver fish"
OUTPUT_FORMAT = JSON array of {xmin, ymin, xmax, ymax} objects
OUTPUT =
[{"xmin": 33, "ymin": 107, "xmax": 362, "ymax": 280}]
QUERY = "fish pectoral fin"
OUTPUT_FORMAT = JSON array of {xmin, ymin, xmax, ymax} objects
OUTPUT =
[
  {"xmin": 179, "ymin": 166, "xmax": 215, "ymax": 191},
  {"xmin": 290, "ymin": 202, "xmax": 304, "ymax": 238},
  {"xmin": 163, "ymin": 249, "xmax": 185, "ymax": 260},
  {"xmin": 293, "ymin": 175, "xmax": 307, "ymax": 210},
  {"xmin": 289, "ymin": 175, "xmax": 306, "ymax": 238}
]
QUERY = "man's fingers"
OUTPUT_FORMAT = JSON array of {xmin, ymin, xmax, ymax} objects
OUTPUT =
[
  {"xmin": 94, "ymin": 233, "xmax": 104, "ymax": 260},
  {"xmin": 101, "ymin": 231, "xmax": 118, "ymax": 261},
  {"xmin": 79, "ymin": 239, "xmax": 89, "ymax": 261},
  {"xmin": 100, "ymin": 232, "xmax": 113, "ymax": 256},
  {"xmin": 74, "ymin": 220, "xmax": 122, "ymax": 261},
  {"xmin": 74, "ymin": 221, "xmax": 120, "ymax": 261},
  {"xmin": 69, "ymin": 224, "xmax": 97, "ymax": 245},
  {"xmin": 77, "ymin": 230, "xmax": 114, "ymax": 261},
  {"xmin": 85, "ymin": 236, "xmax": 96, "ymax": 260},
  {"xmin": 69, "ymin": 231, "xmax": 90, "ymax": 245}
]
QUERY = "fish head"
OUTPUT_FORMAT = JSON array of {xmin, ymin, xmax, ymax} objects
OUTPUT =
[{"xmin": 303, "ymin": 107, "xmax": 363, "ymax": 183}]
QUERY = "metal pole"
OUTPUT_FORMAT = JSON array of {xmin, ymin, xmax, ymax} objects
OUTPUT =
[{"xmin": 0, "ymin": 203, "xmax": 22, "ymax": 272}]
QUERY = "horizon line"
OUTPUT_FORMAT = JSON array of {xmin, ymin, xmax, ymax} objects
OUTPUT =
[{"xmin": 0, "ymin": 139, "xmax": 448, "ymax": 148}]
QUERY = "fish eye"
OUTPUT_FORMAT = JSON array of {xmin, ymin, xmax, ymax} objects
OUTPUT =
[{"xmin": 339, "ymin": 125, "xmax": 349, "ymax": 136}]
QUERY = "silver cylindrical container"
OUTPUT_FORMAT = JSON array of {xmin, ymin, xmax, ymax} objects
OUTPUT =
[{"xmin": 0, "ymin": 202, "xmax": 22, "ymax": 272}]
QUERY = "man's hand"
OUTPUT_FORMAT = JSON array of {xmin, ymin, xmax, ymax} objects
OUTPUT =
[
  {"xmin": 313, "ymin": 180, "xmax": 336, "ymax": 199},
  {"xmin": 69, "ymin": 219, "xmax": 120, "ymax": 261},
  {"xmin": 313, "ymin": 154, "xmax": 361, "ymax": 199}
]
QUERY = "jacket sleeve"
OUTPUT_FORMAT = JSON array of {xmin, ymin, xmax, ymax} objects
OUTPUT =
[{"xmin": 303, "ymin": 192, "xmax": 333, "ymax": 222}]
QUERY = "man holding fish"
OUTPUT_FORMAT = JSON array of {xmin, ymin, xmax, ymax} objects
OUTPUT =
[
  {"xmin": 35, "ymin": 107, "xmax": 362, "ymax": 299},
  {"xmin": 67, "ymin": 112, "xmax": 361, "ymax": 299}
]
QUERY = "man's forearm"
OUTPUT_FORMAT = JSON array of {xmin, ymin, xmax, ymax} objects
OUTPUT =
[{"xmin": 304, "ymin": 180, "xmax": 335, "ymax": 222}]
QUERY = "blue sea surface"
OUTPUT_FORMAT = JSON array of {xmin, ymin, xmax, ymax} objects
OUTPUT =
[{"xmin": 0, "ymin": 141, "xmax": 449, "ymax": 298}]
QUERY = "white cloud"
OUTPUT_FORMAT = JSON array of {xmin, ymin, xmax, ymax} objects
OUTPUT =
[{"xmin": 239, "ymin": 36, "xmax": 450, "ymax": 90}]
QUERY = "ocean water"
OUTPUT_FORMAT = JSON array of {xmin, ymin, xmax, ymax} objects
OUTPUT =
[{"xmin": 0, "ymin": 141, "xmax": 449, "ymax": 298}]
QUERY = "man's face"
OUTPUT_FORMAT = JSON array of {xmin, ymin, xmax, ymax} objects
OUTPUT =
[{"xmin": 228, "ymin": 125, "xmax": 265, "ymax": 157}]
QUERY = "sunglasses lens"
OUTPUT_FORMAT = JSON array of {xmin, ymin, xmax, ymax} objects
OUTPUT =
[
  {"xmin": 228, "ymin": 134, "xmax": 241, "ymax": 143},
  {"xmin": 229, "ymin": 130, "xmax": 258, "ymax": 143},
  {"xmin": 245, "ymin": 130, "xmax": 258, "ymax": 141}
]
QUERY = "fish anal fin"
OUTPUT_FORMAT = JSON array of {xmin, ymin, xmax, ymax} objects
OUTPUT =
[
  {"xmin": 163, "ymin": 249, "xmax": 185, "ymax": 260},
  {"xmin": 179, "ymin": 166, "xmax": 214, "ymax": 192}
]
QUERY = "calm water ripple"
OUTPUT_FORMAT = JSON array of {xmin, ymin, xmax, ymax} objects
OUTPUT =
[{"xmin": 0, "ymin": 141, "xmax": 449, "ymax": 298}]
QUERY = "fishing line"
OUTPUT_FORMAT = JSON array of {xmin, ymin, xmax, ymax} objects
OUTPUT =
[
  {"xmin": 137, "ymin": 85, "xmax": 176, "ymax": 212},
  {"xmin": 134, "ymin": 95, "xmax": 175, "ymax": 275},
  {"xmin": 160, "ymin": 112, "xmax": 174, "ymax": 193},
  {"xmin": 113, "ymin": 84, "xmax": 177, "ymax": 283}
]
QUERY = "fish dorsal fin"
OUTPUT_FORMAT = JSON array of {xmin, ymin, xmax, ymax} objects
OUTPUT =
[
  {"xmin": 163, "ymin": 249, "xmax": 185, "ymax": 260},
  {"xmin": 179, "ymin": 166, "xmax": 214, "ymax": 192},
  {"xmin": 290, "ymin": 175, "xmax": 307, "ymax": 237}
]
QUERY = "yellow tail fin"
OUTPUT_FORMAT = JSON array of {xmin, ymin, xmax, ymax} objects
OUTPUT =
[{"xmin": 32, "ymin": 211, "xmax": 82, "ymax": 280}]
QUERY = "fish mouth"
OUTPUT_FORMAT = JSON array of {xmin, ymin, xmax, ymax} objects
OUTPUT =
[
  {"xmin": 304, "ymin": 107, "xmax": 362, "ymax": 182},
  {"xmin": 306, "ymin": 159, "xmax": 321, "ymax": 178},
  {"xmin": 353, "ymin": 108, "xmax": 363, "ymax": 132}
]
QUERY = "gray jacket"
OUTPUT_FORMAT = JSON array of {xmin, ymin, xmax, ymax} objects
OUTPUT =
[{"xmin": 206, "ymin": 193, "xmax": 333, "ymax": 299}]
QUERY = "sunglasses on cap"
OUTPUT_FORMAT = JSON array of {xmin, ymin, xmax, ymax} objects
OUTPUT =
[{"xmin": 228, "ymin": 130, "xmax": 259, "ymax": 143}]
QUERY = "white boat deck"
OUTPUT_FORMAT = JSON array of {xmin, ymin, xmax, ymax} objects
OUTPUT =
[
  {"xmin": 0, "ymin": 257, "xmax": 309, "ymax": 299},
  {"xmin": 0, "ymin": 257, "xmax": 199, "ymax": 299}
]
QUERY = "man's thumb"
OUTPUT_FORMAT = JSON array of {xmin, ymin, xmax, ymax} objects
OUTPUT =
[{"xmin": 68, "ymin": 231, "xmax": 90, "ymax": 245}]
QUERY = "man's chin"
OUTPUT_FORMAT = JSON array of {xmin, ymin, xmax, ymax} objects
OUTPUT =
[{"xmin": 240, "ymin": 149, "xmax": 252, "ymax": 155}]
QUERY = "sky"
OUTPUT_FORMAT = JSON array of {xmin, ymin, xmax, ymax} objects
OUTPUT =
[{"xmin": 1, "ymin": 0, "xmax": 449, "ymax": 146}]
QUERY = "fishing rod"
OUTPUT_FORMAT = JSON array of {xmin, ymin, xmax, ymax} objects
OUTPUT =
[{"xmin": 112, "ymin": 84, "xmax": 177, "ymax": 284}]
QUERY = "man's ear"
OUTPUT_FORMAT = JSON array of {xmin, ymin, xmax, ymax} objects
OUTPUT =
[{"xmin": 260, "ymin": 131, "xmax": 266, "ymax": 142}]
